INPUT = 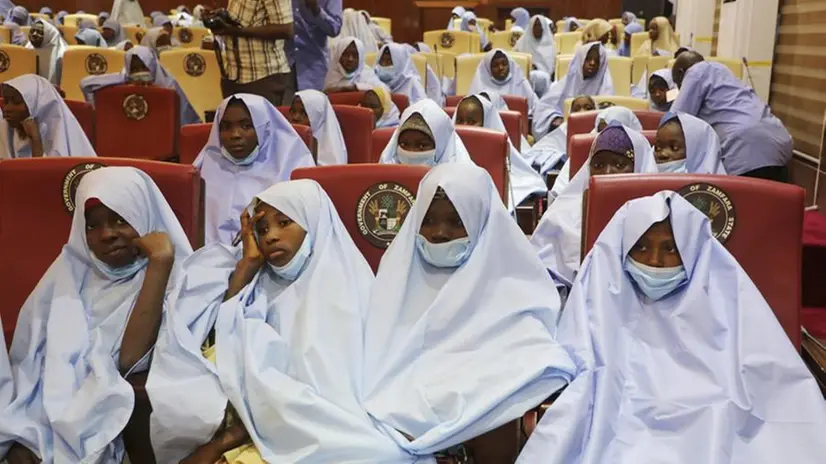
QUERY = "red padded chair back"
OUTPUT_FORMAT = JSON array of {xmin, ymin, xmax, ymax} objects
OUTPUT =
[
  {"xmin": 178, "ymin": 123, "xmax": 211, "ymax": 165},
  {"xmin": 455, "ymin": 126, "xmax": 508, "ymax": 201},
  {"xmin": 277, "ymin": 106, "xmax": 290, "ymax": 119},
  {"xmin": 583, "ymin": 174, "xmax": 806, "ymax": 348},
  {"xmin": 447, "ymin": 95, "xmax": 530, "ymax": 136},
  {"xmin": 65, "ymin": 100, "xmax": 94, "ymax": 143},
  {"xmin": 291, "ymin": 164, "xmax": 429, "ymax": 272},
  {"xmin": 567, "ymin": 110, "xmax": 664, "ymax": 148},
  {"xmin": 391, "ymin": 93, "xmax": 409, "ymax": 113},
  {"xmin": 568, "ymin": 130, "xmax": 658, "ymax": 178},
  {"xmin": 291, "ymin": 123, "xmax": 317, "ymax": 162},
  {"xmin": 0, "ymin": 157, "xmax": 203, "ymax": 341},
  {"xmin": 93, "ymin": 85, "xmax": 180, "ymax": 160},
  {"xmin": 333, "ymin": 105, "xmax": 375, "ymax": 164},
  {"xmin": 371, "ymin": 127, "xmax": 395, "ymax": 162},
  {"xmin": 442, "ymin": 107, "xmax": 523, "ymax": 151},
  {"xmin": 326, "ymin": 91, "xmax": 409, "ymax": 114}
]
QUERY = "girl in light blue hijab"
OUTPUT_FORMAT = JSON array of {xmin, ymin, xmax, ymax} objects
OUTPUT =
[
  {"xmin": 289, "ymin": 89, "xmax": 348, "ymax": 165},
  {"xmin": 7, "ymin": 5, "xmax": 28, "ymax": 25},
  {"xmin": 375, "ymin": 43, "xmax": 428, "ymax": 105},
  {"xmin": 468, "ymin": 49, "xmax": 537, "ymax": 115},
  {"xmin": 655, "ymin": 112, "xmax": 726, "ymax": 174},
  {"xmin": 147, "ymin": 180, "xmax": 410, "ymax": 463},
  {"xmin": 510, "ymin": 7, "xmax": 531, "ymax": 31},
  {"xmin": 447, "ymin": 6, "xmax": 465, "ymax": 30},
  {"xmin": 195, "ymin": 94, "xmax": 315, "ymax": 245},
  {"xmin": 0, "ymin": 167, "xmax": 193, "ymax": 463},
  {"xmin": 0, "ymin": 74, "xmax": 95, "ymax": 158},
  {"xmin": 80, "ymin": 45, "xmax": 201, "ymax": 125},
  {"xmin": 379, "ymin": 99, "xmax": 472, "ymax": 166},
  {"xmin": 362, "ymin": 163, "xmax": 576, "ymax": 459},
  {"xmin": 461, "ymin": 11, "xmax": 489, "ymax": 50},
  {"xmin": 519, "ymin": 191, "xmax": 826, "ymax": 463},
  {"xmin": 75, "ymin": 27, "xmax": 106, "ymax": 47}
]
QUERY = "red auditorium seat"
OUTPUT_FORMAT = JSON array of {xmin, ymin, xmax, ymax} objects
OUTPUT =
[
  {"xmin": 446, "ymin": 95, "xmax": 529, "ymax": 135},
  {"xmin": 65, "ymin": 100, "xmax": 94, "ymax": 143},
  {"xmin": 568, "ymin": 130, "xmax": 657, "ymax": 178},
  {"xmin": 566, "ymin": 110, "xmax": 664, "ymax": 147},
  {"xmin": 333, "ymin": 105, "xmax": 375, "ymax": 164},
  {"xmin": 582, "ymin": 174, "xmax": 805, "ymax": 349},
  {"xmin": 370, "ymin": 126, "xmax": 508, "ymax": 202},
  {"xmin": 93, "ymin": 85, "xmax": 180, "ymax": 160},
  {"xmin": 0, "ymin": 157, "xmax": 203, "ymax": 464},
  {"xmin": 291, "ymin": 164, "xmax": 429, "ymax": 271},
  {"xmin": 443, "ymin": 107, "xmax": 524, "ymax": 151},
  {"xmin": 177, "ymin": 123, "xmax": 317, "ymax": 165},
  {"xmin": 326, "ymin": 91, "xmax": 410, "ymax": 113}
]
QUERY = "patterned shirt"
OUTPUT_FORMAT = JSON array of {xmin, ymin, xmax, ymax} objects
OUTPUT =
[{"xmin": 224, "ymin": 0, "xmax": 293, "ymax": 83}]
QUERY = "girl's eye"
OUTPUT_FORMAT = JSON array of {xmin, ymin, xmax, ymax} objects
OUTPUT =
[
  {"xmin": 115, "ymin": 217, "xmax": 126, "ymax": 225},
  {"xmin": 86, "ymin": 224, "xmax": 96, "ymax": 231},
  {"xmin": 278, "ymin": 219, "xmax": 292, "ymax": 227}
]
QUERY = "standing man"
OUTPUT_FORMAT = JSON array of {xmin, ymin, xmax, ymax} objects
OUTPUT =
[
  {"xmin": 288, "ymin": 0, "xmax": 342, "ymax": 96},
  {"xmin": 204, "ymin": 0, "xmax": 295, "ymax": 106},
  {"xmin": 671, "ymin": 51, "xmax": 793, "ymax": 181}
]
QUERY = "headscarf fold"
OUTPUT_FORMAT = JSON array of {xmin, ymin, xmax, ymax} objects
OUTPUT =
[
  {"xmin": 337, "ymin": 8, "xmax": 378, "ymax": 54},
  {"xmin": 376, "ymin": 43, "xmax": 428, "ymax": 104},
  {"xmin": 510, "ymin": 8, "xmax": 531, "ymax": 30},
  {"xmin": 514, "ymin": 16, "xmax": 557, "ymax": 75},
  {"xmin": 295, "ymin": 89, "xmax": 347, "ymax": 165},
  {"xmin": 194, "ymin": 94, "xmax": 316, "ymax": 245},
  {"xmin": 8, "ymin": 6, "xmax": 29, "ymax": 25},
  {"xmin": 75, "ymin": 28, "xmax": 106, "ymax": 47},
  {"xmin": 102, "ymin": 18, "xmax": 126, "ymax": 47},
  {"xmin": 519, "ymin": 191, "xmax": 826, "ymax": 463},
  {"xmin": 27, "ymin": 19, "xmax": 67, "ymax": 84},
  {"xmin": 0, "ymin": 74, "xmax": 96, "ymax": 158},
  {"xmin": 379, "ymin": 99, "xmax": 472, "ymax": 165},
  {"xmin": 0, "ymin": 167, "xmax": 193, "ymax": 463},
  {"xmin": 363, "ymin": 163, "xmax": 577, "ymax": 455},
  {"xmin": 468, "ymin": 49, "xmax": 536, "ymax": 114}
]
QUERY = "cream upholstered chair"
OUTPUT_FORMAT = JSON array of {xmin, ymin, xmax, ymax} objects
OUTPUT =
[
  {"xmin": 632, "ymin": 55, "xmax": 670, "ymax": 84},
  {"xmin": 410, "ymin": 53, "xmax": 428, "ymax": 84},
  {"xmin": 0, "ymin": 45, "xmax": 36, "ymax": 83},
  {"xmin": 159, "ymin": 48, "xmax": 223, "ymax": 121},
  {"xmin": 61, "ymin": 47, "xmax": 126, "ymax": 101},
  {"xmin": 556, "ymin": 54, "xmax": 573, "ymax": 80},
  {"xmin": 423, "ymin": 30, "xmax": 477, "ymax": 56},
  {"xmin": 490, "ymin": 30, "xmax": 523, "ymax": 51},
  {"xmin": 455, "ymin": 52, "xmax": 531, "ymax": 96},
  {"xmin": 123, "ymin": 26, "xmax": 145, "ymax": 44},
  {"xmin": 64, "ymin": 13, "xmax": 98, "ymax": 28},
  {"xmin": 58, "ymin": 25, "xmax": 78, "ymax": 45},
  {"xmin": 709, "ymin": 56, "xmax": 743, "ymax": 79},
  {"xmin": 608, "ymin": 56, "xmax": 632, "ymax": 96},
  {"xmin": 372, "ymin": 17, "xmax": 391, "ymax": 35},
  {"xmin": 173, "ymin": 27, "xmax": 210, "ymax": 49},
  {"xmin": 555, "ymin": 32, "xmax": 583, "ymax": 55},
  {"xmin": 630, "ymin": 32, "xmax": 649, "ymax": 56},
  {"xmin": 0, "ymin": 26, "xmax": 10, "ymax": 44},
  {"xmin": 563, "ymin": 96, "xmax": 649, "ymax": 118}
]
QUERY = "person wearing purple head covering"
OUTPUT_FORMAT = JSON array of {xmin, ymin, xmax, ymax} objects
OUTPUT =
[
  {"xmin": 287, "ymin": 0, "xmax": 342, "ymax": 92},
  {"xmin": 671, "ymin": 51, "xmax": 792, "ymax": 181}
]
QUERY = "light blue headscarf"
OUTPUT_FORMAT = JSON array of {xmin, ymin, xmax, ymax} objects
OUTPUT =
[
  {"xmin": 195, "ymin": 94, "xmax": 316, "ymax": 245},
  {"xmin": 79, "ymin": 45, "xmax": 201, "ymax": 125},
  {"xmin": 8, "ymin": 5, "xmax": 28, "ymax": 25},
  {"xmin": 510, "ymin": 7, "xmax": 531, "ymax": 30},
  {"xmin": 379, "ymin": 99, "xmax": 472, "ymax": 165},
  {"xmin": 460, "ymin": 11, "xmax": 488, "ymax": 49},
  {"xmin": 658, "ymin": 112, "xmax": 727, "ymax": 174},
  {"xmin": 101, "ymin": 18, "xmax": 126, "ymax": 46},
  {"xmin": 0, "ymin": 74, "xmax": 95, "ymax": 158},
  {"xmin": 5, "ymin": 23, "xmax": 28, "ymax": 46},
  {"xmin": 514, "ymin": 15, "xmax": 557, "ymax": 75},
  {"xmin": 468, "ymin": 49, "xmax": 537, "ymax": 115},
  {"xmin": 453, "ymin": 95, "xmax": 546, "ymax": 210},
  {"xmin": 564, "ymin": 17, "xmax": 582, "ymax": 32},
  {"xmin": 530, "ymin": 125, "xmax": 658, "ymax": 288},
  {"xmin": 375, "ymin": 43, "xmax": 428, "ymax": 105},
  {"xmin": 519, "ymin": 191, "xmax": 826, "ymax": 463},
  {"xmin": 362, "ymin": 163, "xmax": 576, "ymax": 456},
  {"xmin": 447, "ymin": 6, "xmax": 465, "ymax": 30},
  {"xmin": 0, "ymin": 317, "xmax": 10, "ymax": 457},
  {"xmin": 295, "ymin": 89, "xmax": 347, "ymax": 166},
  {"xmin": 324, "ymin": 37, "xmax": 392, "ymax": 93},
  {"xmin": 533, "ymin": 42, "xmax": 614, "ymax": 138},
  {"xmin": 75, "ymin": 27, "xmax": 106, "ymax": 47},
  {"xmin": 147, "ymin": 180, "xmax": 411, "ymax": 462},
  {"xmin": 0, "ymin": 167, "xmax": 193, "ymax": 463},
  {"xmin": 55, "ymin": 10, "xmax": 67, "ymax": 25},
  {"xmin": 619, "ymin": 21, "xmax": 643, "ymax": 57},
  {"xmin": 28, "ymin": 19, "xmax": 67, "ymax": 84}
]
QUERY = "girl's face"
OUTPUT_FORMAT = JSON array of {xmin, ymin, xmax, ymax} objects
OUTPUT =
[
  {"xmin": 532, "ymin": 20, "xmax": 543, "ymax": 40},
  {"xmin": 648, "ymin": 20, "xmax": 660, "ymax": 41},
  {"xmin": 339, "ymin": 42, "xmax": 359, "ymax": 74},
  {"xmin": 254, "ymin": 203, "xmax": 308, "ymax": 267},
  {"xmin": 398, "ymin": 129, "xmax": 435, "ymax": 152},
  {"xmin": 102, "ymin": 27, "xmax": 116, "ymax": 42},
  {"xmin": 85, "ymin": 203, "xmax": 141, "ymax": 269},
  {"xmin": 571, "ymin": 96, "xmax": 596, "ymax": 113},
  {"xmin": 654, "ymin": 121, "xmax": 687, "ymax": 163},
  {"xmin": 420, "ymin": 195, "xmax": 468, "ymax": 243},
  {"xmin": 590, "ymin": 150, "xmax": 634, "ymax": 176},
  {"xmin": 29, "ymin": 23, "xmax": 45, "ymax": 47},
  {"xmin": 360, "ymin": 90, "xmax": 384, "ymax": 123},
  {"xmin": 288, "ymin": 96, "xmax": 310, "ymax": 126},
  {"xmin": 455, "ymin": 100, "xmax": 483, "ymax": 127},
  {"xmin": 219, "ymin": 101, "xmax": 258, "ymax": 159},
  {"xmin": 648, "ymin": 76, "xmax": 669, "ymax": 106},
  {"xmin": 1, "ymin": 85, "xmax": 29, "ymax": 127},
  {"xmin": 629, "ymin": 219, "xmax": 682, "ymax": 268},
  {"xmin": 582, "ymin": 46, "xmax": 600, "ymax": 78},
  {"xmin": 490, "ymin": 53, "xmax": 510, "ymax": 81}
]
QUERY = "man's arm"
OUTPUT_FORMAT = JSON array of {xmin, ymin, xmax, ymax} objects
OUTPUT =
[
  {"xmin": 670, "ymin": 66, "xmax": 706, "ymax": 116},
  {"xmin": 305, "ymin": 0, "xmax": 342, "ymax": 38}
]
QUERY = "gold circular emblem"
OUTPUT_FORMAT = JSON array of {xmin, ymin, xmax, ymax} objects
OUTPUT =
[
  {"xmin": 178, "ymin": 27, "xmax": 193, "ymax": 43},
  {"xmin": 678, "ymin": 183, "xmax": 736, "ymax": 244},
  {"xmin": 356, "ymin": 182, "xmax": 416, "ymax": 248},
  {"xmin": 439, "ymin": 32, "xmax": 455, "ymax": 49},
  {"xmin": 509, "ymin": 31, "xmax": 522, "ymax": 47},
  {"xmin": 84, "ymin": 53, "xmax": 108, "ymax": 75},
  {"xmin": 184, "ymin": 53, "xmax": 206, "ymax": 77},
  {"xmin": 0, "ymin": 50, "xmax": 10, "ymax": 73},
  {"xmin": 122, "ymin": 94, "xmax": 149, "ymax": 120},
  {"xmin": 62, "ymin": 162, "xmax": 107, "ymax": 214}
]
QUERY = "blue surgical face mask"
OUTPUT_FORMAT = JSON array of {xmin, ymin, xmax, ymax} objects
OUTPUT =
[
  {"xmin": 415, "ymin": 234, "xmax": 472, "ymax": 268},
  {"xmin": 91, "ymin": 254, "xmax": 148, "ymax": 281},
  {"xmin": 493, "ymin": 72, "xmax": 513, "ymax": 85},
  {"xmin": 343, "ymin": 68, "xmax": 357, "ymax": 79},
  {"xmin": 269, "ymin": 234, "xmax": 313, "ymax": 281},
  {"xmin": 221, "ymin": 145, "xmax": 260, "ymax": 166},
  {"xmin": 375, "ymin": 65, "xmax": 394, "ymax": 83},
  {"xmin": 658, "ymin": 159, "xmax": 687, "ymax": 173},
  {"xmin": 624, "ymin": 257, "xmax": 687, "ymax": 301},
  {"xmin": 397, "ymin": 147, "xmax": 437, "ymax": 166}
]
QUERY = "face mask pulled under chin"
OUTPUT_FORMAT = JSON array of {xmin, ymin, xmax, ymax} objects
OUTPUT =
[
  {"xmin": 375, "ymin": 65, "xmax": 394, "ymax": 83},
  {"xmin": 492, "ymin": 71, "xmax": 513, "ymax": 85},
  {"xmin": 416, "ymin": 235, "xmax": 472, "ymax": 268},
  {"xmin": 221, "ymin": 145, "xmax": 260, "ymax": 166},
  {"xmin": 657, "ymin": 158, "xmax": 687, "ymax": 173},
  {"xmin": 397, "ymin": 147, "xmax": 437, "ymax": 166},
  {"xmin": 91, "ymin": 253, "xmax": 148, "ymax": 281},
  {"xmin": 624, "ymin": 257, "xmax": 687, "ymax": 301},
  {"xmin": 268, "ymin": 234, "xmax": 313, "ymax": 281},
  {"xmin": 128, "ymin": 71, "xmax": 153, "ymax": 83}
]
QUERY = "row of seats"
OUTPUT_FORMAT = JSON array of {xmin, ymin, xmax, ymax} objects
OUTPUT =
[{"xmin": 0, "ymin": 23, "xmax": 211, "ymax": 49}]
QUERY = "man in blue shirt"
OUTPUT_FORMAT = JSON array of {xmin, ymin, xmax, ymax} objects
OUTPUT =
[{"xmin": 286, "ymin": 0, "xmax": 342, "ymax": 100}]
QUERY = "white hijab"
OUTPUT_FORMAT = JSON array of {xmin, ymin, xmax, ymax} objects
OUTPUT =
[
  {"xmin": 27, "ymin": 19, "xmax": 67, "ymax": 84},
  {"xmin": 514, "ymin": 16, "xmax": 557, "ymax": 75},
  {"xmin": 338, "ymin": 8, "xmax": 378, "ymax": 54},
  {"xmin": 295, "ymin": 90, "xmax": 347, "ymax": 166},
  {"xmin": 468, "ymin": 49, "xmax": 536, "ymax": 114},
  {"xmin": 379, "ymin": 99, "xmax": 472, "ymax": 165},
  {"xmin": 324, "ymin": 37, "xmax": 389, "ymax": 92}
]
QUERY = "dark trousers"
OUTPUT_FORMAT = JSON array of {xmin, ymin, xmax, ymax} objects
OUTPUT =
[
  {"xmin": 221, "ymin": 71, "xmax": 293, "ymax": 107},
  {"xmin": 741, "ymin": 165, "xmax": 790, "ymax": 183}
]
